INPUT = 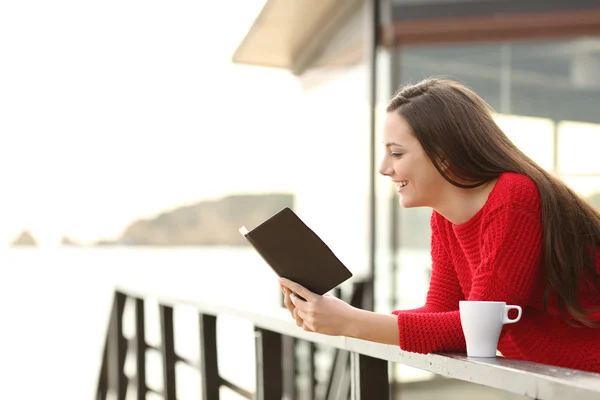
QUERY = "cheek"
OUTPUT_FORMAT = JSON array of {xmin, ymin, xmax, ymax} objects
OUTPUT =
[
  {"xmin": 420, "ymin": 166, "xmax": 446, "ymax": 199},
  {"xmin": 409, "ymin": 161, "xmax": 441, "ymax": 197}
]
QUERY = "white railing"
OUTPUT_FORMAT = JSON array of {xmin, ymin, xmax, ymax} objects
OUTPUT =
[{"xmin": 96, "ymin": 285, "xmax": 600, "ymax": 400}]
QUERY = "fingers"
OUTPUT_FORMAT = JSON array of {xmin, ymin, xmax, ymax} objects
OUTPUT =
[
  {"xmin": 279, "ymin": 281, "xmax": 313, "ymax": 331},
  {"xmin": 278, "ymin": 278, "xmax": 315, "ymax": 302},
  {"xmin": 289, "ymin": 292, "xmax": 309, "ymax": 311},
  {"xmin": 297, "ymin": 310, "xmax": 313, "ymax": 332},
  {"xmin": 281, "ymin": 286, "xmax": 295, "ymax": 314},
  {"xmin": 293, "ymin": 307, "xmax": 304, "ymax": 327}
]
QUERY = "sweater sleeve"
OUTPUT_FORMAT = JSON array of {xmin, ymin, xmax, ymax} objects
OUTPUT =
[{"xmin": 394, "ymin": 205, "xmax": 543, "ymax": 354}]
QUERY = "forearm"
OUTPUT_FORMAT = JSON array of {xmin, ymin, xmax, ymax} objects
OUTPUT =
[{"xmin": 347, "ymin": 308, "xmax": 399, "ymax": 346}]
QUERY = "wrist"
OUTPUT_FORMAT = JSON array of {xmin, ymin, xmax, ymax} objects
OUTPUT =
[
  {"xmin": 342, "ymin": 307, "xmax": 400, "ymax": 345},
  {"xmin": 345, "ymin": 306, "xmax": 364, "ymax": 338}
]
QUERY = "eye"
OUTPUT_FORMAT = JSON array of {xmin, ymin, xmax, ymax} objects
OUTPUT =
[{"xmin": 391, "ymin": 152, "xmax": 403, "ymax": 158}]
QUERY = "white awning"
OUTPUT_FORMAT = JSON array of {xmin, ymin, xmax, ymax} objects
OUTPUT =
[{"xmin": 232, "ymin": 0, "xmax": 364, "ymax": 75}]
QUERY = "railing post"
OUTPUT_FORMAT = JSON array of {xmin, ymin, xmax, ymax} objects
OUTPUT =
[
  {"xmin": 350, "ymin": 352, "xmax": 389, "ymax": 400},
  {"xmin": 255, "ymin": 328, "xmax": 283, "ymax": 400},
  {"xmin": 325, "ymin": 349, "xmax": 351, "ymax": 400},
  {"xmin": 135, "ymin": 298, "xmax": 146, "ymax": 400},
  {"xmin": 107, "ymin": 291, "xmax": 128, "ymax": 400},
  {"xmin": 282, "ymin": 336, "xmax": 297, "ymax": 400},
  {"xmin": 308, "ymin": 342, "xmax": 317, "ymax": 399},
  {"xmin": 159, "ymin": 305, "xmax": 177, "ymax": 400},
  {"xmin": 96, "ymin": 336, "xmax": 108, "ymax": 400},
  {"xmin": 199, "ymin": 313, "xmax": 220, "ymax": 400}
]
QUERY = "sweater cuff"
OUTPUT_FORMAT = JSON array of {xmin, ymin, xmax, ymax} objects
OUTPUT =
[{"xmin": 392, "ymin": 310, "xmax": 466, "ymax": 354}]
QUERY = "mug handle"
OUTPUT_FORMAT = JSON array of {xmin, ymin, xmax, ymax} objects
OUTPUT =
[{"xmin": 503, "ymin": 305, "xmax": 522, "ymax": 324}]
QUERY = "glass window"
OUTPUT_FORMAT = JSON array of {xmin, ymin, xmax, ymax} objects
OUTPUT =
[
  {"xmin": 494, "ymin": 114, "xmax": 555, "ymax": 172},
  {"xmin": 558, "ymin": 120, "xmax": 600, "ymax": 175}
]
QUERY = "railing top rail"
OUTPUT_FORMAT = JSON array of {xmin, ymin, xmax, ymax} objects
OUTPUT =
[{"xmin": 115, "ymin": 285, "xmax": 600, "ymax": 400}]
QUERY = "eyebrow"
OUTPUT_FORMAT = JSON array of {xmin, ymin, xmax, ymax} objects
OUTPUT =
[{"xmin": 385, "ymin": 142, "xmax": 403, "ymax": 147}]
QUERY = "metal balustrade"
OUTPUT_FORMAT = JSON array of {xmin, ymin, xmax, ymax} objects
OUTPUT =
[{"xmin": 96, "ymin": 287, "xmax": 600, "ymax": 400}]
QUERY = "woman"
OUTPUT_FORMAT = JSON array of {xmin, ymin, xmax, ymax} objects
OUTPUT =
[{"xmin": 279, "ymin": 78, "xmax": 600, "ymax": 373}]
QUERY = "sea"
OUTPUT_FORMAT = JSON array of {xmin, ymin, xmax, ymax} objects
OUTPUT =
[{"xmin": 0, "ymin": 246, "xmax": 432, "ymax": 400}]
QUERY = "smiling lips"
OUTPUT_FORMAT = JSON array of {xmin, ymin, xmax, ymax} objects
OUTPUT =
[{"xmin": 395, "ymin": 180, "xmax": 409, "ymax": 192}]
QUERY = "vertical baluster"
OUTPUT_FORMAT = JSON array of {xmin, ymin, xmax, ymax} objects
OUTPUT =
[
  {"xmin": 255, "ymin": 328, "xmax": 283, "ymax": 400},
  {"xmin": 199, "ymin": 313, "xmax": 219, "ymax": 400},
  {"xmin": 159, "ymin": 305, "xmax": 177, "ymax": 400},
  {"xmin": 108, "ymin": 292, "xmax": 128, "ymax": 400},
  {"xmin": 350, "ymin": 353, "xmax": 389, "ymax": 400},
  {"xmin": 96, "ymin": 336, "xmax": 109, "ymax": 400},
  {"xmin": 282, "ymin": 336, "xmax": 296, "ymax": 400},
  {"xmin": 325, "ymin": 349, "xmax": 350, "ymax": 400},
  {"xmin": 308, "ymin": 342, "xmax": 317, "ymax": 400},
  {"xmin": 135, "ymin": 298, "xmax": 146, "ymax": 400}
]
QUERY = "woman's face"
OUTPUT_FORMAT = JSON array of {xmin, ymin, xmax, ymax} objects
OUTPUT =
[{"xmin": 379, "ymin": 111, "xmax": 447, "ymax": 208}]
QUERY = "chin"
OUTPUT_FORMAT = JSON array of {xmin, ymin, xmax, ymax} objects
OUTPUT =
[
  {"xmin": 399, "ymin": 196, "xmax": 424, "ymax": 209},
  {"xmin": 399, "ymin": 197, "xmax": 415, "ymax": 208}
]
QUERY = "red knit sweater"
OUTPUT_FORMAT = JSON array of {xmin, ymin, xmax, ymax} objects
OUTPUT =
[{"xmin": 393, "ymin": 172, "xmax": 600, "ymax": 373}]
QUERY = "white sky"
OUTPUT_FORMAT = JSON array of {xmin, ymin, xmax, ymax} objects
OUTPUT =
[
  {"xmin": 0, "ymin": 0, "xmax": 309, "ymax": 245},
  {"xmin": 1, "ymin": 1, "xmax": 599, "ymax": 247}
]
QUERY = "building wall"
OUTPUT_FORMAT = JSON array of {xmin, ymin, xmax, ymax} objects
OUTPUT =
[{"xmin": 293, "ymin": 3, "xmax": 372, "ymax": 280}]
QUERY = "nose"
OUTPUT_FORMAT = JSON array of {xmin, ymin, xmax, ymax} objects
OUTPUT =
[{"xmin": 378, "ymin": 156, "xmax": 393, "ymax": 177}]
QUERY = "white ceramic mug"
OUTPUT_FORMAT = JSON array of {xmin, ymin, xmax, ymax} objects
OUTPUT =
[{"xmin": 459, "ymin": 301, "xmax": 522, "ymax": 358}]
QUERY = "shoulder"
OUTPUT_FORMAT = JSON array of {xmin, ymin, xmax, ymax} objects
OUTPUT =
[
  {"xmin": 430, "ymin": 209, "xmax": 445, "ymax": 228},
  {"xmin": 430, "ymin": 209, "xmax": 451, "ymax": 236},
  {"xmin": 487, "ymin": 172, "xmax": 541, "ymax": 213}
]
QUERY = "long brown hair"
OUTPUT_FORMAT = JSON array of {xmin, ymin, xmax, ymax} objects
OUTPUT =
[{"xmin": 387, "ymin": 77, "xmax": 600, "ymax": 327}]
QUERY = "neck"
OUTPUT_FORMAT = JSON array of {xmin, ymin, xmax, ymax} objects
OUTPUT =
[{"xmin": 433, "ymin": 179, "xmax": 498, "ymax": 225}]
